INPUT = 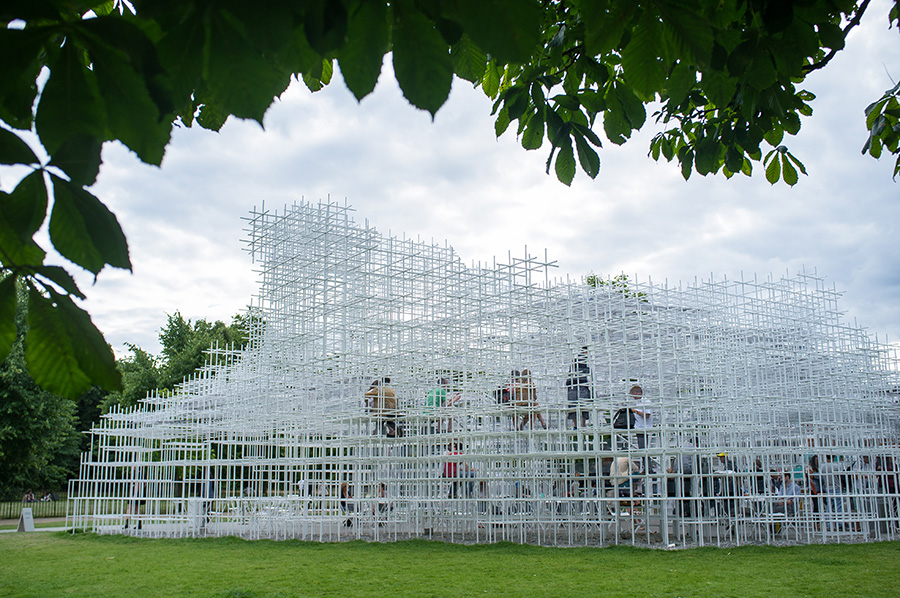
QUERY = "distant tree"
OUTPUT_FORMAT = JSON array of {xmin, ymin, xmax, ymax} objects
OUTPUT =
[
  {"xmin": 100, "ymin": 344, "xmax": 161, "ymax": 412},
  {"xmin": 157, "ymin": 311, "xmax": 249, "ymax": 389},
  {"xmin": 586, "ymin": 273, "xmax": 648, "ymax": 302},
  {"xmin": 102, "ymin": 311, "xmax": 249, "ymax": 412},
  {"xmin": 0, "ymin": 280, "xmax": 80, "ymax": 499}
]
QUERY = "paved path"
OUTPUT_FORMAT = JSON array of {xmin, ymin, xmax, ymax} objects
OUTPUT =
[{"xmin": 0, "ymin": 517, "xmax": 68, "ymax": 534}]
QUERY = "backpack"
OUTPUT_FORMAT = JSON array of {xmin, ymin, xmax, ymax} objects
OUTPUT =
[
  {"xmin": 612, "ymin": 408, "xmax": 636, "ymax": 429},
  {"xmin": 494, "ymin": 387, "xmax": 511, "ymax": 404}
]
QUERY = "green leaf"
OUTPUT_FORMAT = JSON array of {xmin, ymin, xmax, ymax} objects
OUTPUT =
[
  {"xmin": 5, "ymin": 170, "xmax": 47, "ymax": 241},
  {"xmin": 817, "ymin": 22, "xmax": 845, "ymax": 51},
  {"xmin": 724, "ymin": 145, "xmax": 743, "ymax": 174},
  {"xmin": 572, "ymin": 122, "xmax": 603, "ymax": 148},
  {"xmin": 745, "ymin": 48, "xmax": 778, "ymax": 91},
  {"xmin": 494, "ymin": 106, "xmax": 511, "ymax": 137},
  {"xmin": 443, "ymin": 0, "xmax": 541, "ymax": 64},
  {"xmin": 0, "ymin": 128, "xmax": 39, "ymax": 166},
  {"xmin": 25, "ymin": 286, "xmax": 91, "ymax": 399},
  {"xmin": 522, "ymin": 110, "xmax": 544, "ymax": 150},
  {"xmin": 392, "ymin": 2, "xmax": 453, "ymax": 117},
  {"xmin": 661, "ymin": 136, "xmax": 675, "ymax": 160},
  {"xmin": 33, "ymin": 265, "xmax": 84, "ymax": 300},
  {"xmin": 0, "ymin": 204, "xmax": 46, "ymax": 269},
  {"xmin": 579, "ymin": 90, "xmax": 606, "ymax": 115},
  {"xmin": 700, "ymin": 72, "xmax": 737, "ymax": 109},
  {"xmin": 765, "ymin": 154, "xmax": 781, "ymax": 184},
  {"xmin": 545, "ymin": 108, "xmax": 568, "ymax": 146},
  {"xmin": 781, "ymin": 154, "xmax": 798, "ymax": 186},
  {"xmin": 155, "ymin": 7, "xmax": 205, "ymax": 105},
  {"xmin": 206, "ymin": 9, "xmax": 290, "ymax": 124},
  {"xmin": 603, "ymin": 92, "xmax": 631, "ymax": 145},
  {"xmin": 574, "ymin": 133, "xmax": 600, "ymax": 178},
  {"xmin": 196, "ymin": 101, "xmax": 228, "ymax": 131},
  {"xmin": 655, "ymin": 0, "xmax": 714, "ymax": 65},
  {"xmin": 0, "ymin": 28, "xmax": 46, "ymax": 129},
  {"xmin": 435, "ymin": 17, "xmax": 464, "ymax": 46},
  {"xmin": 785, "ymin": 150, "xmax": 807, "ymax": 175},
  {"xmin": 621, "ymin": 7, "xmax": 665, "ymax": 97},
  {"xmin": 554, "ymin": 137, "xmax": 576, "ymax": 186},
  {"xmin": 0, "ymin": 169, "xmax": 48, "ymax": 266},
  {"xmin": 80, "ymin": 18, "xmax": 172, "ymax": 166},
  {"xmin": 551, "ymin": 94, "xmax": 580, "ymax": 111},
  {"xmin": 54, "ymin": 290, "xmax": 121, "ymax": 392},
  {"xmin": 302, "ymin": 58, "xmax": 335, "ymax": 92},
  {"xmin": 580, "ymin": 0, "xmax": 635, "ymax": 55},
  {"xmin": 450, "ymin": 34, "xmax": 487, "ymax": 84},
  {"xmin": 0, "ymin": 274, "xmax": 16, "ymax": 365},
  {"xmin": 650, "ymin": 137, "xmax": 662, "ymax": 160},
  {"xmin": 35, "ymin": 40, "xmax": 107, "ymax": 156},
  {"xmin": 504, "ymin": 86, "xmax": 529, "ymax": 121},
  {"xmin": 665, "ymin": 62, "xmax": 695, "ymax": 107},
  {"xmin": 763, "ymin": 127, "xmax": 784, "ymax": 147},
  {"xmin": 48, "ymin": 134, "xmax": 102, "ymax": 187},
  {"xmin": 694, "ymin": 137, "xmax": 721, "ymax": 175},
  {"xmin": 338, "ymin": 1, "xmax": 389, "ymax": 100},
  {"xmin": 48, "ymin": 175, "xmax": 131, "ymax": 275},
  {"xmin": 679, "ymin": 148, "xmax": 693, "ymax": 180},
  {"xmin": 303, "ymin": 0, "xmax": 348, "ymax": 55},
  {"xmin": 563, "ymin": 65, "xmax": 583, "ymax": 97},
  {"xmin": 482, "ymin": 60, "xmax": 501, "ymax": 98},
  {"xmin": 615, "ymin": 82, "xmax": 646, "ymax": 130}
]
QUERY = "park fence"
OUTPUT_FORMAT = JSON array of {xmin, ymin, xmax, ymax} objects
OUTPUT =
[{"xmin": 2, "ymin": 496, "xmax": 68, "ymax": 520}]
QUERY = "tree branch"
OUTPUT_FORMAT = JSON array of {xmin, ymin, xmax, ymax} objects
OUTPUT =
[{"xmin": 804, "ymin": 0, "xmax": 871, "ymax": 73}]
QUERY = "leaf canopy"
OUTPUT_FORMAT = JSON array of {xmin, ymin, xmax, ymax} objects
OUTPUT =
[{"xmin": 0, "ymin": 0, "xmax": 896, "ymax": 398}]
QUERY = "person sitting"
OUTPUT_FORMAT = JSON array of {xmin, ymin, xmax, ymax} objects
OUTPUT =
[
  {"xmin": 41, "ymin": 491, "xmax": 53, "ymax": 502},
  {"xmin": 515, "ymin": 369, "xmax": 546, "ymax": 430},
  {"xmin": 773, "ymin": 472, "xmax": 801, "ymax": 516},
  {"xmin": 424, "ymin": 377, "xmax": 459, "ymax": 433},
  {"xmin": 22, "ymin": 491, "xmax": 35, "ymax": 503},
  {"xmin": 365, "ymin": 378, "xmax": 399, "ymax": 436},
  {"xmin": 373, "ymin": 482, "xmax": 393, "ymax": 526},
  {"xmin": 609, "ymin": 456, "xmax": 641, "ymax": 513}
]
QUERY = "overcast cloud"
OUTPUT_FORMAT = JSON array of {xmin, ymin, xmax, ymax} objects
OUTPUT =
[{"xmin": 6, "ymin": 2, "xmax": 900, "ymax": 356}]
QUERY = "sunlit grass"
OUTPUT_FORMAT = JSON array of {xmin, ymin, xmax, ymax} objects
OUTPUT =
[{"xmin": 1, "ymin": 533, "xmax": 898, "ymax": 598}]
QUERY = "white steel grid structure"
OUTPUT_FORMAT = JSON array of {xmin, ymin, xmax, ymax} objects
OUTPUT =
[{"xmin": 69, "ymin": 200, "xmax": 900, "ymax": 547}]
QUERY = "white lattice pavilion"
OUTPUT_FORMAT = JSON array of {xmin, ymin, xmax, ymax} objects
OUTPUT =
[{"xmin": 69, "ymin": 200, "xmax": 900, "ymax": 547}]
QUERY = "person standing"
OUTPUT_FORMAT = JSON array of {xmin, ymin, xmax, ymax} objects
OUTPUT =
[
  {"xmin": 443, "ymin": 442, "xmax": 468, "ymax": 498},
  {"xmin": 516, "ymin": 369, "xmax": 547, "ymax": 430},
  {"xmin": 819, "ymin": 454, "xmax": 849, "ymax": 531},
  {"xmin": 566, "ymin": 347, "xmax": 592, "ymax": 429},
  {"xmin": 340, "ymin": 482, "xmax": 353, "ymax": 527}
]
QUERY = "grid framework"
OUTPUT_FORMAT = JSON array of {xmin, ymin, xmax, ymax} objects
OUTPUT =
[{"xmin": 69, "ymin": 200, "xmax": 900, "ymax": 547}]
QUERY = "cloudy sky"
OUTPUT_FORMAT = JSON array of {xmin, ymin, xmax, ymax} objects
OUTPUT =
[{"xmin": 10, "ymin": 3, "xmax": 900, "ymax": 357}]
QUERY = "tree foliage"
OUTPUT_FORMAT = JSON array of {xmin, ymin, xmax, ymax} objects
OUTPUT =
[
  {"xmin": 101, "ymin": 312, "xmax": 248, "ymax": 412},
  {"xmin": 0, "ymin": 279, "xmax": 85, "ymax": 499},
  {"xmin": 0, "ymin": 0, "xmax": 898, "ymax": 399}
]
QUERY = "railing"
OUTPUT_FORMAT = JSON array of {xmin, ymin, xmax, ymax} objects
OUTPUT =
[{"xmin": 1, "ymin": 496, "xmax": 68, "ymax": 520}]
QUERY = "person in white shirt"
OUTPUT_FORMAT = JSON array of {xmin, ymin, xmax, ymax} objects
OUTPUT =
[
  {"xmin": 628, "ymin": 385, "xmax": 652, "ymax": 449},
  {"xmin": 819, "ymin": 454, "xmax": 849, "ymax": 529},
  {"xmin": 773, "ymin": 472, "xmax": 801, "ymax": 516}
]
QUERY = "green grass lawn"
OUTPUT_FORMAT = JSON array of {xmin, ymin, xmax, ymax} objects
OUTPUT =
[{"xmin": 1, "ymin": 533, "xmax": 898, "ymax": 598}]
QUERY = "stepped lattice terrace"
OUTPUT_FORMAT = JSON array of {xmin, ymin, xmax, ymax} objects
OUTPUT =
[{"xmin": 69, "ymin": 201, "xmax": 900, "ymax": 547}]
